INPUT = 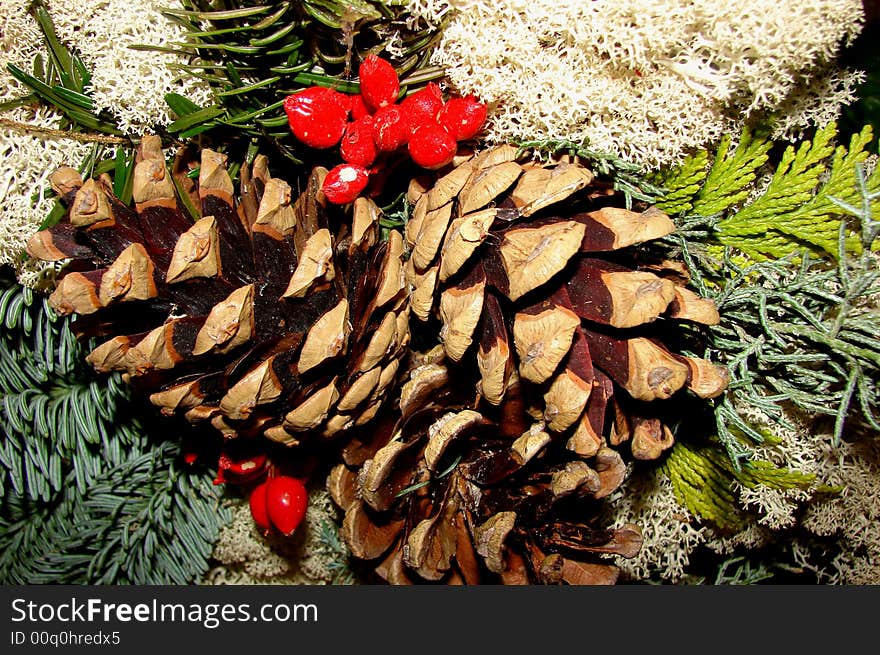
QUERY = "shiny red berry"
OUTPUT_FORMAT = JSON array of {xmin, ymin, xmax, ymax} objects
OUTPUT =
[
  {"xmin": 215, "ymin": 451, "xmax": 268, "ymax": 484},
  {"xmin": 436, "ymin": 96, "xmax": 488, "ymax": 141},
  {"xmin": 249, "ymin": 481, "xmax": 271, "ymax": 533},
  {"xmin": 322, "ymin": 163, "xmax": 370, "ymax": 204},
  {"xmin": 372, "ymin": 104, "xmax": 409, "ymax": 152},
  {"xmin": 408, "ymin": 123, "xmax": 457, "ymax": 170},
  {"xmin": 340, "ymin": 116, "xmax": 378, "ymax": 167},
  {"xmin": 283, "ymin": 86, "xmax": 349, "ymax": 149},
  {"xmin": 359, "ymin": 54, "xmax": 399, "ymax": 112},
  {"xmin": 265, "ymin": 476, "xmax": 308, "ymax": 536},
  {"xmin": 400, "ymin": 83, "xmax": 444, "ymax": 135}
]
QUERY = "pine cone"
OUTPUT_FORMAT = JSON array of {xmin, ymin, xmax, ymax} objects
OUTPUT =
[
  {"xmin": 329, "ymin": 347, "xmax": 643, "ymax": 584},
  {"xmin": 327, "ymin": 146, "xmax": 726, "ymax": 583},
  {"xmin": 26, "ymin": 136, "xmax": 409, "ymax": 453},
  {"xmin": 404, "ymin": 145, "xmax": 728, "ymax": 462}
]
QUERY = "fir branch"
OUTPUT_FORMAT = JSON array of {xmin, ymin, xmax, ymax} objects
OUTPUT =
[
  {"xmin": 0, "ymin": 272, "xmax": 230, "ymax": 583},
  {"xmin": 317, "ymin": 518, "xmax": 356, "ymax": 585},
  {"xmin": 0, "ymin": 441, "xmax": 229, "ymax": 584}
]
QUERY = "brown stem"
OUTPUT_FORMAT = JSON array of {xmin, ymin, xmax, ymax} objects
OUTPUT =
[{"xmin": 0, "ymin": 117, "xmax": 130, "ymax": 145}]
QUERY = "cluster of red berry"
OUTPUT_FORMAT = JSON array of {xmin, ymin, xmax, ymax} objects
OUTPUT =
[
  {"xmin": 283, "ymin": 54, "xmax": 488, "ymax": 204},
  {"xmin": 192, "ymin": 445, "xmax": 308, "ymax": 537}
]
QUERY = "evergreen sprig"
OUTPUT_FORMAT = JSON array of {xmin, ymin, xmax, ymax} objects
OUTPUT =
[
  {"xmin": 660, "ymin": 160, "xmax": 879, "ymax": 472},
  {"xmin": 317, "ymin": 519, "xmax": 356, "ymax": 585},
  {"xmin": 651, "ymin": 149, "xmax": 709, "ymax": 215},
  {"xmin": 709, "ymin": 556, "xmax": 779, "ymax": 585},
  {"xmin": 0, "ymin": 272, "xmax": 230, "ymax": 584},
  {"xmin": 657, "ymin": 121, "xmax": 880, "ymax": 260},
  {"xmin": 0, "ymin": 281, "xmax": 133, "ymax": 501},
  {"xmin": 150, "ymin": 0, "xmax": 446, "ymax": 160},
  {"xmin": 689, "ymin": 126, "xmax": 773, "ymax": 217},
  {"xmin": 653, "ymin": 121, "xmax": 880, "ymax": 471},
  {"xmin": 663, "ymin": 440, "xmax": 815, "ymax": 531}
]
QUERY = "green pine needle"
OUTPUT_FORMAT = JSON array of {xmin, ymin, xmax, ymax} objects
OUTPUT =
[
  {"xmin": 153, "ymin": 0, "xmax": 447, "ymax": 159},
  {"xmin": 6, "ymin": 1, "xmax": 124, "ymax": 137}
]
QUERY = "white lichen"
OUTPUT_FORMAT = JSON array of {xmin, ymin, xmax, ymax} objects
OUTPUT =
[
  {"xmin": 0, "ymin": 0, "xmax": 212, "ymax": 286},
  {"xmin": 0, "ymin": 109, "xmax": 92, "ymax": 286},
  {"xmin": 44, "ymin": 0, "xmax": 212, "ymax": 134},
  {"xmin": 0, "ymin": 3, "xmax": 82, "ymax": 282},
  {"xmin": 730, "ymin": 405, "xmax": 822, "ymax": 531},
  {"xmin": 606, "ymin": 396, "xmax": 880, "ymax": 584},
  {"xmin": 799, "ymin": 437, "xmax": 880, "ymax": 584},
  {"xmin": 603, "ymin": 465, "xmax": 708, "ymax": 583},
  {"xmin": 410, "ymin": 0, "xmax": 865, "ymax": 168}
]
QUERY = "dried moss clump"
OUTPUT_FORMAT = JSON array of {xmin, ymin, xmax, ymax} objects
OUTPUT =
[{"xmin": 411, "ymin": 0, "xmax": 865, "ymax": 168}]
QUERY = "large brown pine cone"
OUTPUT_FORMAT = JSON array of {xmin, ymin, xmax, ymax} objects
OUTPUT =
[
  {"xmin": 26, "ymin": 136, "xmax": 409, "ymax": 454},
  {"xmin": 327, "ymin": 145, "xmax": 727, "ymax": 584},
  {"xmin": 404, "ymin": 145, "xmax": 728, "ymax": 462}
]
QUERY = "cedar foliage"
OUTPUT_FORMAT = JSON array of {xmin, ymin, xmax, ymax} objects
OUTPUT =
[
  {"xmin": 656, "ymin": 122, "xmax": 880, "ymax": 259},
  {"xmin": 653, "ymin": 123, "xmax": 879, "ymax": 529}
]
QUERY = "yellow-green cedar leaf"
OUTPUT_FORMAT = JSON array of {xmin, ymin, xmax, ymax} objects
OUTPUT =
[
  {"xmin": 654, "ymin": 149, "xmax": 710, "ymax": 214},
  {"xmin": 692, "ymin": 127, "xmax": 773, "ymax": 216},
  {"xmin": 717, "ymin": 122, "xmax": 877, "ymax": 259},
  {"xmin": 663, "ymin": 441, "xmax": 817, "ymax": 530}
]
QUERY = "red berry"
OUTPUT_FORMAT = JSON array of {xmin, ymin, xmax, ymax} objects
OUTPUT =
[
  {"xmin": 336, "ymin": 93, "xmax": 354, "ymax": 114},
  {"xmin": 340, "ymin": 116, "xmax": 378, "ymax": 167},
  {"xmin": 359, "ymin": 54, "xmax": 400, "ymax": 112},
  {"xmin": 283, "ymin": 86, "xmax": 349, "ymax": 149},
  {"xmin": 408, "ymin": 123, "xmax": 457, "ymax": 170},
  {"xmin": 436, "ymin": 96, "xmax": 488, "ymax": 141},
  {"xmin": 216, "ymin": 451, "xmax": 268, "ymax": 484},
  {"xmin": 265, "ymin": 476, "xmax": 308, "ymax": 536},
  {"xmin": 322, "ymin": 163, "xmax": 370, "ymax": 204},
  {"xmin": 372, "ymin": 104, "xmax": 409, "ymax": 152},
  {"xmin": 349, "ymin": 94, "xmax": 372, "ymax": 120},
  {"xmin": 249, "ymin": 481, "xmax": 272, "ymax": 533},
  {"xmin": 400, "ymin": 83, "xmax": 444, "ymax": 135}
]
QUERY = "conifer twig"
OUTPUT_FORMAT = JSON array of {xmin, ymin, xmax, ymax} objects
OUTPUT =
[{"xmin": 0, "ymin": 118, "xmax": 130, "ymax": 145}]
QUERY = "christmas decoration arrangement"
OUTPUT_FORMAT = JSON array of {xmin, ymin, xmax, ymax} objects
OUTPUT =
[{"xmin": 0, "ymin": 0, "xmax": 878, "ymax": 584}]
